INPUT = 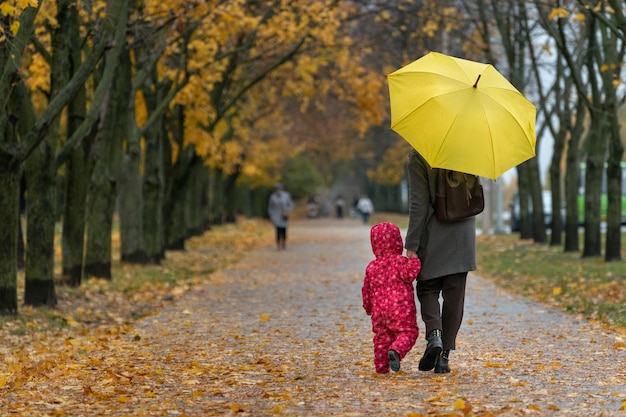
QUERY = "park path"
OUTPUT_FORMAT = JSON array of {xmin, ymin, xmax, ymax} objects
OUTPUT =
[{"xmin": 135, "ymin": 218, "xmax": 626, "ymax": 416}]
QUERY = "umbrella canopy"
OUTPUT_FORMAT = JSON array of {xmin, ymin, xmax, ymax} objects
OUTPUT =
[{"xmin": 388, "ymin": 51, "xmax": 537, "ymax": 180}]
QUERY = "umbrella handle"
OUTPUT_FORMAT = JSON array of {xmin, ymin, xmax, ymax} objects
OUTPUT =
[{"xmin": 473, "ymin": 74, "xmax": 481, "ymax": 88}]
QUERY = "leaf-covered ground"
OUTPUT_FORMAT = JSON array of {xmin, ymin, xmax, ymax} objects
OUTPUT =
[{"xmin": 2, "ymin": 218, "xmax": 626, "ymax": 416}]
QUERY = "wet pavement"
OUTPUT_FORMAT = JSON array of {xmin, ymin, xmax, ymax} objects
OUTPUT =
[{"xmin": 137, "ymin": 218, "xmax": 626, "ymax": 416}]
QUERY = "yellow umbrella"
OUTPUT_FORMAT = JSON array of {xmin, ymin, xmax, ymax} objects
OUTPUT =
[{"xmin": 388, "ymin": 51, "xmax": 537, "ymax": 180}]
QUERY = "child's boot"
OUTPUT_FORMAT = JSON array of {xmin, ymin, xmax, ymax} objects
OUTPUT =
[{"xmin": 388, "ymin": 349, "xmax": 401, "ymax": 372}]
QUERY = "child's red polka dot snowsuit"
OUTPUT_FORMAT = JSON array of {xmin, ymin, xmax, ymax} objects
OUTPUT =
[{"xmin": 362, "ymin": 222, "xmax": 421, "ymax": 373}]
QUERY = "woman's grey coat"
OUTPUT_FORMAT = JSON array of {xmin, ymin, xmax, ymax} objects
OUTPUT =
[
  {"xmin": 268, "ymin": 189, "xmax": 293, "ymax": 228},
  {"xmin": 405, "ymin": 149, "xmax": 476, "ymax": 280}
]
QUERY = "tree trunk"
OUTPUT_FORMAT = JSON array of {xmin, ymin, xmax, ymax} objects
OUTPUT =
[
  {"xmin": 189, "ymin": 158, "xmax": 211, "ymax": 235},
  {"xmin": 22, "ymin": 0, "xmax": 76, "ymax": 306},
  {"xmin": 119, "ymin": 143, "xmax": 147, "ymax": 263},
  {"xmin": 223, "ymin": 170, "xmax": 241, "ymax": 224},
  {"xmin": 605, "ymin": 111, "xmax": 623, "ymax": 261},
  {"xmin": 199, "ymin": 164, "xmax": 211, "ymax": 231},
  {"xmin": 162, "ymin": 106, "xmax": 187, "ymax": 251},
  {"xmin": 0, "ymin": 6, "xmax": 39, "ymax": 312},
  {"xmin": 581, "ymin": 118, "xmax": 607, "ymax": 258},
  {"xmin": 18, "ymin": 174, "xmax": 26, "ymax": 270},
  {"xmin": 163, "ymin": 148, "xmax": 188, "ymax": 252},
  {"xmin": 547, "ymin": 56, "xmax": 570, "ymax": 247},
  {"xmin": 563, "ymin": 152, "xmax": 581, "ymax": 252},
  {"xmin": 563, "ymin": 99, "xmax": 585, "ymax": 253},
  {"xmin": 600, "ymin": 26, "xmax": 624, "ymax": 262},
  {"xmin": 84, "ymin": 160, "xmax": 117, "ymax": 279},
  {"xmin": 62, "ymin": 130, "xmax": 95, "ymax": 284},
  {"xmin": 24, "ymin": 147, "xmax": 58, "ymax": 307},
  {"xmin": 62, "ymin": 2, "xmax": 93, "ymax": 286},
  {"xmin": 517, "ymin": 163, "xmax": 532, "ymax": 239},
  {"xmin": 81, "ymin": 1, "xmax": 130, "ymax": 278},
  {"xmin": 527, "ymin": 154, "xmax": 547, "ymax": 244},
  {"xmin": 143, "ymin": 121, "xmax": 166, "ymax": 264},
  {"xmin": 118, "ymin": 49, "xmax": 148, "ymax": 264},
  {"xmin": 119, "ymin": 150, "xmax": 147, "ymax": 262},
  {"xmin": 548, "ymin": 133, "xmax": 564, "ymax": 246},
  {"xmin": 209, "ymin": 167, "xmax": 225, "ymax": 225},
  {"xmin": 84, "ymin": 68, "xmax": 126, "ymax": 278},
  {"xmin": 0, "ymin": 133, "xmax": 20, "ymax": 315}
]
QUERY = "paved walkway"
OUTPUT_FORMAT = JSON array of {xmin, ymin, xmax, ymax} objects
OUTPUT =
[{"xmin": 136, "ymin": 218, "xmax": 626, "ymax": 416}]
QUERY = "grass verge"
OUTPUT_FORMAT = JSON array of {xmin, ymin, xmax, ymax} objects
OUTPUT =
[
  {"xmin": 0, "ymin": 218, "xmax": 274, "ymax": 347},
  {"xmin": 476, "ymin": 233, "xmax": 626, "ymax": 332}
]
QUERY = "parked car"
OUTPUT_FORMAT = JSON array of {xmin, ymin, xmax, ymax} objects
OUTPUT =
[{"xmin": 510, "ymin": 190, "xmax": 559, "ymax": 232}]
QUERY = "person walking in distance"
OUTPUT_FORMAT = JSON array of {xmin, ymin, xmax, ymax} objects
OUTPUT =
[
  {"xmin": 268, "ymin": 183, "xmax": 293, "ymax": 250},
  {"xmin": 356, "ymin": 194, "xmax": 374, "ymax": 224},
  {"xmin": 405, "ymin": 149, "xmax": 476, "ymax": 373},
  {"xmin": 362, "ymin": 222, "xmax": 422, "ymax": 373},
  {"xmin": 334, "ymin": 194, "xmax": 345, "ymax": 219}
]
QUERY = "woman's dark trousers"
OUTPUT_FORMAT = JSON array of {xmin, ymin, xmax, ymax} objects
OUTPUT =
[{"xmin": 416, "ymin": 272, "xmax": 467, "ymax": 351}]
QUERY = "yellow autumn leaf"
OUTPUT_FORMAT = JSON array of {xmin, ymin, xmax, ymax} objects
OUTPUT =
[
  {"xmin": 260, "ymin": 313, "xmax": 270, "ymax": 322},
  {"xmin": 454, "ymin": 397, "xmax": 472, "ymax": 414},
  {"xmin": 424, "ymin": 392, "xmax": 445, "ymax": 402},
  {"xmin": 66, "ymin": 317, "xmax": 80, "ymax": 327},
  {"xmin": 18, "ymin": 0, "xmax": 38, "ymax": 7},
  {"xmin": 10, "ymin": 21, "xmax": 19, "ymax": 35},
  {"xmin": 621, "ymin": 400, "xmax": 626, "ymax": 410},
  {"xmin": 548, "ymin": 7, "xmax": 569, "ymax": 19},
  {"xmin": 453, "ymin": 398, "xmax": 466, "ymax": 410},
  {"xmin": 485, "ymin": 362, "xmax": 504, "ymax": 368},
  {"xmin": 553, "ymin": 286, "xmax": 562, "ymax": 296},
  {"xmin": 0, "ymin": 2, "xmax": 16, "ymax": 16},
  {"xmin": 183, "ymin": 379, "xmax": 199, "ymax": 385}
]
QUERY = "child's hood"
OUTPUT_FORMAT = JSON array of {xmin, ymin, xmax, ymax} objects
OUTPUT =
[{"xmin": 370, "ymin": 222, "xmax": 404, "ymax": 258}]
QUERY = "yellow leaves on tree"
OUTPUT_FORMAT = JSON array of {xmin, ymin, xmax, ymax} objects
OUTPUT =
[
  {"xmin": 5, "ymin": 0, "xmax": 386, "ymax": 190},
  {"xmin": 0, "ymin": 2, "xmax": 17, "ymax": 17},
  {"xmin": 24, "ymin": 53, "xmax": 49, "ymax": 110},
  {"xmin": 240, "ymin": 136, "xmax": 299, "ymax": 188},
  {"xmin": 549, "ymin": 7, "xmax": 570, "ymax": 20},
  {"xmin": 367, "ymin": 140, "xmax": 413, "ymax": 186},
  {"xmin": 0, "ymin": 0, "xmax": 37, "ymax": 19}
]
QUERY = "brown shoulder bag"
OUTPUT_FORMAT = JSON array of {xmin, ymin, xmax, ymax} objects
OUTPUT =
[{"xmin": 435, "ymin": 169, "xmax": 484, "ymax": 222}]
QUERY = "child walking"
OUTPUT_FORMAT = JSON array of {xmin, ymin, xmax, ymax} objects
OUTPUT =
[{"xmin": 362, "ymin": 222, "xmax": 421, "ymax": 373}]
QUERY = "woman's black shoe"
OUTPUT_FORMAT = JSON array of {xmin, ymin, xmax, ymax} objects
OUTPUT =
[
  {"xmin": 418, "ymin": 329, "xmax": 443, "ymax": 371},
  {"xmin": 434, "ymin": 350, "xmax": 451, "ymax": 373}
]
